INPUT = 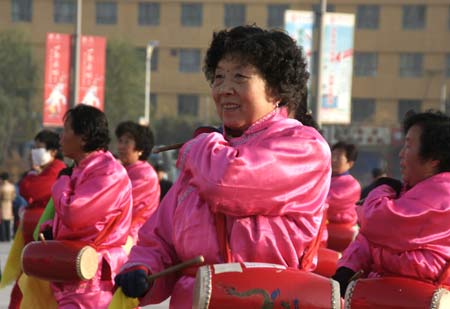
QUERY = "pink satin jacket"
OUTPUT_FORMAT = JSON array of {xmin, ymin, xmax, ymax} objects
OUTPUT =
[
  {"xmin": 126, "ymin": 160, "xmax": 160, "ymax": 242},
  {"xmin": 51, "ymin": 151, "xmax": 132, "ymax": 308},
  {"xmin": 326, "ymin": 174, "xmax": 361, "ymax": 225},
  {"xmin": 124, "ymin": 108, "xmax": 331, "ymax": 308},
  {"xmin": 338, "ymin": 172, "xmax": 450, "ymax": 285}
]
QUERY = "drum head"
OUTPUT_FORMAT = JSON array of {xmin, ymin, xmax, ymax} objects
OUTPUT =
[
  {"xmin": 432, "ymin": 288, "xmax": 450, "ymax": 309},
  {"xmin": 77, "ymin": 246, "xmax": 99, "ymax": 280},
  {"xmin": 193, "ymin": 265, "xmax": 212, "ymax": 309}
]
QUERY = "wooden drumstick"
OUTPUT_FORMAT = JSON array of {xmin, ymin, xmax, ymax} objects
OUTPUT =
[
  {"xmin": 148, "ymin": 255, "xmax": 204, "ymax": 281},
  {"xmin": 349, "ymin": 269, "xmax": 364, "ymax": 282},
  {"xmin": 38, "ymin": 233, "xmax": 47, "ymax": 244},
  {"xmin": 152, "ymin": 142, "xmax": 185, "ymax": 154}
]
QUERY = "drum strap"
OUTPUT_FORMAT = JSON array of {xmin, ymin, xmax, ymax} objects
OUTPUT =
[
  {"xmin": 299, "ymin": 211, "xmax": 327, "ymax": 270},
  {"xmin": 214, "ymin": 212, "xmax": 232, "ymax": 263}
]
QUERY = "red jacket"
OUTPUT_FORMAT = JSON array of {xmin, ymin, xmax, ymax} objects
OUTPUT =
[{"xmin": 20, "ymin": 159, "xmax": 66, "ymax": 209}]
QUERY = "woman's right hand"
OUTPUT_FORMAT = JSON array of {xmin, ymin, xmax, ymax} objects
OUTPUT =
[{"xmin": 114, "ymin": 265, "xmax": 153, "ymax": 298}]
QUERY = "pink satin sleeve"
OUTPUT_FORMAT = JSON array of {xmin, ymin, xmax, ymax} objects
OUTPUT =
[
  {"xmin": 126, "ymin": 161, "xmax": 160, "ymax": 241},
  {"xmin": 180, "ymin": 126, "xmax": 331, "ymax": 217},
  {"xmin": 326, "ymin": 175, "xmax": 361, "ymax": 224},
  {"xmin": 337, "ymin": 233, "xmax": 373, "ymax": 273}
]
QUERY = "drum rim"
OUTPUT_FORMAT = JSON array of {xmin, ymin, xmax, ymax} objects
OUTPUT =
[
  {"xmin": 193, "ymin": 265, "xmax": 212, "ymax": 309},
  {"xmin": 330, "ymin": 278, "xmax": 341, "ymax": 309},
  {"xmin": 76, "ymin": 245, "xmax": 98, "ymax": 280},
  {"xmin": 344, "ymin": 279, "xmax": 357, "ymax": 309}
]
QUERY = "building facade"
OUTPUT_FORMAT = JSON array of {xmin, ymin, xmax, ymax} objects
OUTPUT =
[{"xmin": 1, "ymin": 0, "xmax": 450, "ymax": 130}]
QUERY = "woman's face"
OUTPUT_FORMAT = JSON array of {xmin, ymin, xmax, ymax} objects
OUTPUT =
[
  {"xmin": 117, "ymin": 133, "xmax": 141, "ymax": 166},
  {"xmin": 211, "ymin": 57, "xmax": 278, "ymax": 134},
  {"xmin": 60, "ymin": 117, "xmax": 85, "ymax": 161},
  {"xmin": 331, "ymin": 148, "xmax": 353, "ymax": 176},
  {"xmin": 399, "ymin": 124, "xmax": 438, "ymax": 187}
]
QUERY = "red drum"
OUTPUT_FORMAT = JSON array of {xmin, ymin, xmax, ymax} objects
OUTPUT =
[
  {"xmin": 21, "ymin": 240, "xmax": 99, "ymax": 282},
  {"xmin": 22, "ymin": 207, "xmax": 45, "ymax": 244},
  {"xmin": 327, "ymin": 223, "xmax": 357, "ymax": 252},
  {"xmin": 314, "ymin": 247, "xmax": 342, "ymax": 278},
  {"xmin": 193, "ymin": 262, "xmax": 341, "ymax": 309},
  {"xmin": 345, "ymin": 277, "xmax": 450, "ymax": 309}
]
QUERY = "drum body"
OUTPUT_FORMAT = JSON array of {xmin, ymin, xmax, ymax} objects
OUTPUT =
[
  {"xmin": 21, "ymin": 240, "xmax": 99, "ymax": 282},
  {"xmin": 193, "ymin": 262, "xmax": 341, "ymax": 309},
  {"xmin": 327, "ymin": 223, "xmax": 357, "ymax": 252},
  {"xmin": 314, "ymin": 247, "xmax": 341, "ymax": 278},
  {"xmin": 345, "ymin": 277, "xmax": 450, "ymax": 309}
]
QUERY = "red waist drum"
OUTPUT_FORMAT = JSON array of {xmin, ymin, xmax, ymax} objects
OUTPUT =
[
  {"xmin": 314, "ymin": 247, "xmax": 342, "ymax": 278},
  {"xmin": 193, "ymin": 262, "xmax": 341, "ymax": 309},
  {"xmin": 345, "ymin": 277, "xmax": 450, "ymax": 309},
  {"xmin": 327, "ymin": 223, "xmax": 357, "ymax": 252},
  {"xmin": 21, "ymin": 240, "xmax": 99, "ymax": 282}
]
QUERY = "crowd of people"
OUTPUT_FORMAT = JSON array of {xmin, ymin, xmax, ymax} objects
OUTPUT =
[{"xmin": 0, "ymin": 24, "xmax": 449, "ymax": 308}]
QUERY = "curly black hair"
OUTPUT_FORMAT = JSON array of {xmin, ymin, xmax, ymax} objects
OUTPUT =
[
  {"xmin": 34, "ymin": 130, "xmax": 60, "ymax": 151},
  {"xmin": 203, "ymin": 25, "xmax": 315, "ymax": 127},
  {"xmin": 331, "ymin": 141, "xmax": 358, "ymax": 162},
  {"xmin": 403, "ymin": 110, "xmax": 450, "ymax": 172},
  {"xmin": 63, "ymin": 104, "xmax": 110, "ymax": 152},
  {"xmin": 115, "ymin": 121, "xmax": 154, "ymax": 160}
]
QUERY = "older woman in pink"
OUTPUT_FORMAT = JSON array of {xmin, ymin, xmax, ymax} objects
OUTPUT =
[
  {"xmin": 114, "ymin": 25, "xmax": 331, "ymax": 308},
  {"xmin": 49, "ymin": 105, "xmax": 132, "ymax": 308},
  {"xmin": 115, "ymin": 121, "xmax": 160, "ymax": 243},
  {"xmin": 333, "ymin": 111, "xmax": 450, "ymax": 297}
]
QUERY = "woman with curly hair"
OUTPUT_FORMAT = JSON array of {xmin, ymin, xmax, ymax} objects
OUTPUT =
[
  {"xmin": 45, "ymin": 104, "xmax": 132, "ymax": 308},
  {"xmin": 115, "ymin": 121, "xmax": 160, "ymax": 244},
  {"xmin": 115, "ymin": 25, "xmax": 331, "ymax": 307}
]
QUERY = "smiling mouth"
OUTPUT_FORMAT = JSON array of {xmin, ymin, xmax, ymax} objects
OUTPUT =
[{"xmin": 222, "ymin": 104, "xmax": 239, "ymax": 111}]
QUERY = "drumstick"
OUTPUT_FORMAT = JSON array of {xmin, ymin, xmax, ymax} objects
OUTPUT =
[
  {"xmin": 349, "ymin": 269, "xmax": 364, "ymax": 282},
  {"xmin": 152, "ymin": 143, "xmax": 185, "ymax": 154},
  {"xmin": 38, "ymin": 233, "xmax": 47, "ymax": 244},
  {"xmin": 148, "ymin": 255, "xmax": 204, "ymax": 281}
]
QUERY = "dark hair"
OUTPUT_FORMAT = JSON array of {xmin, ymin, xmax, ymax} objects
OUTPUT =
[
  {"xmin": 0, "ymin": 172, "xmax": 9, "ymax": 181},
  {"xmin": 115, "ymin": 121, "xmax": 154, "ymax": 160},
  {"xmin": 34, "ymin": 130, "xmax": 63, "ymax": 159},
  {"xmin": 63, "ymin": 104, "xmax": 110, "ymax": 152},
  {"xmin": 331, "ymin": 141, "xmax": 358, "ymax": 162},
  {"xmin": 203, "ymin": 25, "xmax": 316, "ymax": 127},
  {"xmin": 403, "ymin": 110, "xmax": 450, "ymax": 172},
  {"xmin": 371, "ymin": 167, "xmax": 386, "ymax": 178}
]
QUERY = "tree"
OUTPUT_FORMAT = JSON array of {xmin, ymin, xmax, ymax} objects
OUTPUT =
[
  {"xmin": 0, "ymin": 29, "xmax": 37, "ymax": 166},
  {"xmin": 105, "ymin": 40, "xmax": 145, "ymax": 136}
]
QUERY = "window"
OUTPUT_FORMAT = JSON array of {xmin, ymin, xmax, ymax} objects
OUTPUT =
[
  {"xmin": 138, "ymin": 2, "xmax": 159, "ymax": 26},
  {"xmin": 96, "ymin": 1, "xmax": 117, "ymax": 25},
  {"xmin": 224, "ymin": 4, "xmax": 246, "ymax": 28},
  {"xmin": 402, "ymin": 5, "xmax": 426, "ymax": 29},
  {"xmin": 12, "ymin": 0, "xmax": 32, "ymax": 22},
  {"xmin": 181, "ymin": 3, "xmax": 202, "ymax": 27},
  {"xmin": 354, "ymin": 52, "xmax": 377, "ymax": 77},
  {"xmin": 150, "ymin": 93, "xmax": 157, "ymax": 115},
  {"xmin": 267, "ymin": 4, "xmax": 289, "ymax": 29},
  {"xmin": 398, "ymin": 99, "xmax": 421, "ymax": 121},
  {"xmin": 179, "ymin": 49, "xmax": 201, "ymax": 73},
  {"xmin": 54, "ymin": 0, "xmax": 76, "ymax": 23},
  {"xmin": 136, "ymin": 47, "xmax": 159, "ymax": 71},
  {"xmin": 399, "ymin": 53, "xmax": 423, "ymax": 77},
  {"xmin": 446, "ymin": 54, "xmax": 450, "ymax": 78},
  {"xmin": 311, "ymin": 3, "xmax": 336, "ymax": 13},
  {"xmin": 356, "ymin": 5, "xmax": 379, "ymax": 29},
  {"xmin": 177, "ymin": 94, "xmax": 199, "ymax": 116},
  {"xmin": 352, "ymin": 98, "xmax": 375, "ymax": 123}
]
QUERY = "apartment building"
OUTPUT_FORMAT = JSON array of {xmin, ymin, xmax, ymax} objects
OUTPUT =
[{"xmin": 1, "ymin": 0, "xmax": 450, "ymax": 130}]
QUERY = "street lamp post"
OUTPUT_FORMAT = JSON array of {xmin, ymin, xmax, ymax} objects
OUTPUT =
[
  {"xmin": 74, "ymin": 0, "xmax": 82, "ymax": 106},
  {"xmin": 143, "ymin": 40, "xmax": 159, "ymax": 125},
  {"xmin": 314, "ymin": 0, "xmax": 327, "ymax": 128}
]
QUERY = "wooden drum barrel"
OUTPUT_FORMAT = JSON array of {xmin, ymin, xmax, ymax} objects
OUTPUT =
[{"xmin": 21, "ymin": 240, "xmax": 99, "ymax": 282}]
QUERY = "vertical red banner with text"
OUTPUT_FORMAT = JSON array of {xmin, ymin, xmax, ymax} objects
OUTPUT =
[
  {"xmin": 43, "ymin": 33, "xmax": 71, "ymax": 127},
  {"xmin": 77, "ymin": 35, "xmax": 106, "ymax": 111}
]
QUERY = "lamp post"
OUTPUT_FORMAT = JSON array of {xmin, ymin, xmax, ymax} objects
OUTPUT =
[
  {"xmin": 314, "ymin": 0, "xmax": 327, "ymax": 128},
  {"xmin": 74, "ymin": 0, "xmax": 82, "ymax": 106},
  {"xmin": 143, "ymin": 40, "xmax": 159, "ymax": 125}
]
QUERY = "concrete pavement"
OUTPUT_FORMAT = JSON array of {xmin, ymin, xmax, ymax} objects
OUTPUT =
[{"xmin": 0, "ymin": 240, "xmax": 169, "ymax": 308}]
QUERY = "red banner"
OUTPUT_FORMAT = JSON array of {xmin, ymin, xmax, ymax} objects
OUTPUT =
[
  {"xmin": 77, "ymin": 35, "xmax": 106, "ymax": 111},
  {"xmin": 43, "ymin": 33, "xmax": 71, "ymax": 127}
]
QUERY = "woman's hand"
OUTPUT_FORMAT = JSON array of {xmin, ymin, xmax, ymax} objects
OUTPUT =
[{"xmin": 114, "ymin": 265, "xmax": 153, "ymax": 298}]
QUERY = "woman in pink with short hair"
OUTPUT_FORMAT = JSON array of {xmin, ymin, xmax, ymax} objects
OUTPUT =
[{"xmin": 114, "ymin": 25, "xmax": 332, "ymax": 308}]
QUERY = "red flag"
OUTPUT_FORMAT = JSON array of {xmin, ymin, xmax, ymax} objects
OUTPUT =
[
  {"xmin": 77, "ymin": 35, "xmax": 106, "ymax": 111},
  {"xmin": 43, "ymin": 33, "xmax": 71, "ymax": 127}
]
